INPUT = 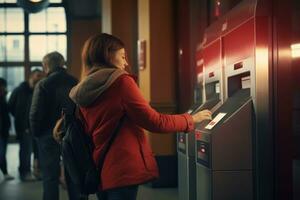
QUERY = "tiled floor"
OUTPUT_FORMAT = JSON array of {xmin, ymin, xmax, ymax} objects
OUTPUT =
[{"xmin": 0, "ymin": 143, "xmax": 178, "ymax": 200}]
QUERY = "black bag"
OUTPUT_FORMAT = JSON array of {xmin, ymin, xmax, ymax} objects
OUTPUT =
[{"xmin": 61, "ymin": 107, "xmax": 125, "ymax": 196}]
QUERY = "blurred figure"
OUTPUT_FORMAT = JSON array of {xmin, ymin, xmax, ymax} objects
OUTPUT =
[
  {"xmin": 8, "ymin": 69, "xmax": 44, "ymax": 181},
  {"xmin": 0, "ymin": 77, "xmax": 14, "ymax": 181},
  {"xmin": 29, "ymin": 51, "xmax": 78, "ymax": 200}
]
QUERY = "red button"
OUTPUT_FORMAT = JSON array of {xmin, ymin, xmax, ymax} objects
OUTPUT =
[{"xmin": 195, "ymin": 131, "xmax": 202, "ymax": 140}]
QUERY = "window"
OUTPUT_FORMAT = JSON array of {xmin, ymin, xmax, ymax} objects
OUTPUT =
[{"xmin": 0, "ymin": 1, "xmax": 67, "ymax": 94}]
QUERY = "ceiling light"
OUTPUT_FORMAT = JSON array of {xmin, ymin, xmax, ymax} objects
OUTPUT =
[
  {"xmin": 29, "ymin": 0, "xmax": 43, "ymax": 2},
  {"xmin": 17, "ymin": 0, "xmax": 49, "ymax": 13}
]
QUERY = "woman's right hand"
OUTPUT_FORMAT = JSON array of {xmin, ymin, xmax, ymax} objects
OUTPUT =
[{"xmin": 192, "ymin": 109, "xmax": 212, "ymax": 123}]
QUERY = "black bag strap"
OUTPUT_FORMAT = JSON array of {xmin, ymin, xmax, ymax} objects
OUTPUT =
[
  {"xmin": 73, "ymin": 105, "xmax": 125, "ymax": 166},
  {"xmin": 63, "ymin": 105, "xmax": 125, "ymax": 170},
  {"xmin": 97, "ymin": 114, "xmax": 126, "ymax": 170}
]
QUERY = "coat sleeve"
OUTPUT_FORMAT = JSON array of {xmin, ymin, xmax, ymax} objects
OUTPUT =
[
  {"xmin": 29, "ymin": 82, "xmax": 46, "ymax": 137},
  {"xmin": 120, "ymin": 75, "xmax": 194, "ymax": 133}
]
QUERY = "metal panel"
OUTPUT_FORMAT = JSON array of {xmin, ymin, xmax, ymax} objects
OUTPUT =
[
  {"xmin": 195, "ymin": 90, "xmax": 254, "ymax": 199},
  {"xmin": 188, "ymin": 158, "xmax": 196, "ymax": 200},
  {"xmin": 178, "ymin": 153, "xmax": 196, "ymax": 200},
  {"xmin": 212, "ymin": 171, "xmax": 253, "ymax": 200},
  {"xmin": 178, "ymin": 153, "xmax": 189, "ymax": 200},
  {"xmin": 212, "ymin": 99, "xmax": 253, "ymax": 170},
  {"xmin": 196, "ymin": 164, "xmax": 212, "ymax": 200},
  {"xmin": 187, "ymin": 132, "xmax": 195, "ymax": 157},
  {"xmin": 223, "ymin": 19, "xmax": 255, "ymax": 65},
  {"xmin": 203, "ymin": 39, "xmax": 222, "ymax": 68}
]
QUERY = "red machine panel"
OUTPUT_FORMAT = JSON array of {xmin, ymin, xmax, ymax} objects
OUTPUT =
[
  {"xmin": 195, "ymin": 49, "xmax": 204, "ymax": 75},
  {"xmin": 223, "ymin": 19, "xmax": 255, "ymax": 65},
  {"xmin": 203, "ymin": 39, "xmax": 221, "ymax": 68}
]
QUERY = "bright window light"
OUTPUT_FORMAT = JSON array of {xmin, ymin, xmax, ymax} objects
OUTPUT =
[{"xmin": 291, "ymin": 43, "xmax": 300, "ymax": 58}]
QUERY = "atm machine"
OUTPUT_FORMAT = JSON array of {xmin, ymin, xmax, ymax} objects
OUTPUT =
[
  {"xmin": 177, "ymin": 52, "xmax": 204, "ymax": 200},
  {"xmin": 177, "ymin": 41, "xmax": 223, "ymax": 200},
  {"xmin": 195, "ymin": 2, "xmax": 258, "ymax": 199},
  {"xmin": 195, "ymin": 57, "xmax": 254, "ymax": 200}
]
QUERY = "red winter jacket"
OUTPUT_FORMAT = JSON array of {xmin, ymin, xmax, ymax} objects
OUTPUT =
[{"xmin": 69, "ymin": 67, "xmax": 194, "ymax": 190}]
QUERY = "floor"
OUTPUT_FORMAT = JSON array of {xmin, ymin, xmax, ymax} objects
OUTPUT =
[
  {"xmin": 0, "ymin": 143, "xmax": 178, "ymax": 200},
  {"xmin": 294, "ymin": 160, "xmax": 300, "ymax": 200}
]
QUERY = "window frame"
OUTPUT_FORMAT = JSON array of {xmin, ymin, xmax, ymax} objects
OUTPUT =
[{"xmin": 0, "ymin": 1, "xmax": 69, "ymax": 80}]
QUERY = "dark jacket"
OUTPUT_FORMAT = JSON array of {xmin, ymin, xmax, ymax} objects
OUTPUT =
[
  {"xmin": 69, "ymin": 67, "xmax": 194, "ymax": 190},
  {"xmin": 30, "ymin": 67, "xmax": 77, "ymax": 137},
  {"xmin": 8, "ymin": 81, "xmax": 33, "ymax": 133},
  {"xmin": 0, "ymin": 96, "xmax": 11, "ymax": 138}
]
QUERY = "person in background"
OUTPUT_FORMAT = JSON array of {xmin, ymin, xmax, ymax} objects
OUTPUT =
[
  {"xmin": 69, "ymin": 33, "xmax": 212, "ymax": 200},
  {"xmin": 0, "ymin": 77, "xmax": 14, "ymax": 181},
  {"xmin": 8, "ymin": 69, "xmax": 44, "ymax": 181},
  {"xmin": 29, "ymin": 51, "xmax": 79, "ymax": 200}
]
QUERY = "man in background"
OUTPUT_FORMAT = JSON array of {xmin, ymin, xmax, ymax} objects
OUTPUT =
[
  {"xmin": 8, "ymin": 69, "xmax": 44, "ymax": 181},
  {"xmin": 30, "ymin": 51, "xmax": 78, "ymax": 200}
]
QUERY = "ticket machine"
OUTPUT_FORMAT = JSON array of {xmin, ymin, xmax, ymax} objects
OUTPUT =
[
  {"xmin": 195, "ymin": 2, "xmax": 258, "ymax": 199},
  {"xmin": 177, "ymin": 41, "xmax": 223, "ymax": 200},
  {"xmin": 177, "ymin": 51, "xmax": 204, "ymax": 200},
  {"xmin": 195, "ymin": 57, "xmax": 254, "ymax": 200}
]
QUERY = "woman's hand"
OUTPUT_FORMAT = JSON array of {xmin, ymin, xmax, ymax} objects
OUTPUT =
[{"xmin": 192, "ymin": 109, "xmax": 212, "ymax": 123}]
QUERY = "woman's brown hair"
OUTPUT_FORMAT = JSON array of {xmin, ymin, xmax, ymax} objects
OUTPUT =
[{"xmin": 81, "ymin": 33, "xmax": 125, "ymax": 74}]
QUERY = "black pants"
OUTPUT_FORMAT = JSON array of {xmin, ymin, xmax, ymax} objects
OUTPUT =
[
  {"xmin": 38, "ymin": 134, "xmax": 61, "ymax": 200},
  {"xmin": 18, "ymin": 131, "xmax": 33, "ymax": 176},
  {"xmin": 97, "ymin": 185, "xmax": 138, "ymax": 200},
  {"xmin": 33, "ymin": 137, "xmax": 39, "ymax": 160},
  {"xmin": 38, "ymin": 133, "xmax": 80, "ymax": 200},
  {"xmin": 0, "ymin": 136, "xmax": 8, "ymax": 175}
]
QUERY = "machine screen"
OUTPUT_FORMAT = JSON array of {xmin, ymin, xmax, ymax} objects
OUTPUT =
[
  {"xmin": 194, "ymin": 84, "xmax": 203, "ymax": 105},
  {"xmin": 228, "ymin": 71, "xmax": 251, "ymax": 97},
  {"xmin": 205, "ymin": 81, "xmax": 220, "ymax": 101}
]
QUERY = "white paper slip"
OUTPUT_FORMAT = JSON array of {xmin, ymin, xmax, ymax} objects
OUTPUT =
[{"xmin": 205, "ymin": 113, "xmax": 227, "ymax": 130}]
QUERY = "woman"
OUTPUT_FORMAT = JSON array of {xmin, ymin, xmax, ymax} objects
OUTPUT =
[{"xmin": 69, "ymin": 33, "xmax": 212, "ymax": 200}]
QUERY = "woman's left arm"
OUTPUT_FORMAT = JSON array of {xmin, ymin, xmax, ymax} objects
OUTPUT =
[{"xmin": 120, "ymin": 75, "xmax": 194, "ymax": 133}]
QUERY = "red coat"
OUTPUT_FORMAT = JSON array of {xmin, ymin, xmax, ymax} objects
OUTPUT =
[{"xmin": 78, "ymin": 74, "xmax": 194, "ymax": 190}]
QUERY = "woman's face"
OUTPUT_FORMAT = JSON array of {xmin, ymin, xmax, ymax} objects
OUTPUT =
[{"xmin": 111, "ymin": 48, "xmax": 128, "ymax": 70}]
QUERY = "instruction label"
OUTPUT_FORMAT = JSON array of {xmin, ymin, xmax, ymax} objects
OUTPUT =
[{"xmin": 205, "ymin": 113, "xmax": 227, "ymax": 130}]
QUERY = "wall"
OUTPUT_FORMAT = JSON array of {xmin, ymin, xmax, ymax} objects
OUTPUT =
[
  {"xmin": 111, "ymin": 0, "xmax": 138, "ymax": 75},
  {"xmin": 68, "ymin": 19, "xmax": 101, "ymax": 79},
  {"xmin": 101, "ymin": 0, "xmax": 138, "ymax": 76},
  {"xmin": 148, "ymin": 0, "xmax": 177, "ymax": 155}
]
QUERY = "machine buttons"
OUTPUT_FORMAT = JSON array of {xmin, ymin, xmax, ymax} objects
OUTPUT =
[
  {"xmin": 196, "ymin": 141, "xmax": 209, "ymax": 167},
  {"xmin": 195, "ymin": 130, "xmax": 202, "ymax": 140},
  {"xmin": 177, "ymin": 133, "xmax": 186, "ymax": 153}
]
